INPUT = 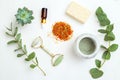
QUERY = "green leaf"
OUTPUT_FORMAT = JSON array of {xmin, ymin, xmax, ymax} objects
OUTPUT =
[
  {"xmin": 5, "ymin": 32, "xmax": 13, "ymax": 37},
  {"xmin": 95, "ymin": 59, "xmax": 101, "ymax": 68},
  {"xmin": 14, "ymin": 47, "xmax": 22, "ymax": 52},
  {"xmin": 102, "ymin": 51, "xmax": 111, "ymax": 60},
  {"xmin": 6, "ymin": 27, "xmax": 12, "ymax": 31},
  {"xmin": 10, "ymin": 23, "xmax": 13, "ymax": 28},
  {"xmin": 90, "ymin": 68, "xmax": 103, "ymax": 79},
  {"xmin": 17, "ymin": 54, "xmax": 25, "ymax": 57},
  {"xmin": 30, "ymin": 64, "xmax": 36, "ymax": 69},
  {"xmin": 18, "ymin": 39, "xmax": 22, "ymax": 48},
  {"xmin": 15, "ymin": 33, "xmax": 21, "ymax": 41},
  {"xmin": 25, "ymin": 52, "xmax": 35, "ymax": 61},
  {"xmin": 14, "ymin": 27, "xmax": 18, "ymax": 36},
  {"xmin": 108, "ymin": 44, "xmax": 118, "ymax": 52},
  {"xmin": 96, "ymin": 7, "xmax": 110, "ymax": 26},
  {"xmin": 35, "ymin": 57, "xmax": 39, "ymax": 64},
  {"xmin": 53, "ymin": 55, "xmax": 64, "ymax": 66},
  {"xmin": 25, "ymin": 58, "xmax": 30, "ymax": 61},
  {"xmin": 104, "ymin": 32, "xmax": 115, "ymax": 41},
  {"xmin": 98, "ymin": 29, "xmax": 107, "ymax": 33},
  {"xmin": 6, "ymin": 23, "xmax": 12, "ymax": 31},
  {"xmin": 23, "ymin": 45, "xmax": 27, "ymax": 54},
  {"xmin": 7, "ymin": 40, "xmax": 17, "ymax": 44},
  {"xmin": 106, "ymin": 24, "xmax": 113, "ymax": 33},
  {"xmin": 101, "ymin": 45, "xmax": 107, "ymax": 50}
]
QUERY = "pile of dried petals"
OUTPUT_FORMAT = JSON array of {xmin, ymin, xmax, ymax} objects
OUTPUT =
[{"xmin": 52, "ymin": 22, "xmax": 73, "ymax": 41}]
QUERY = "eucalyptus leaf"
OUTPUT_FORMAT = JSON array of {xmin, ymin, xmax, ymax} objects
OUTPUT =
[
  {"xmin": 98, "ymin": 29, "xmax": 107, "ymax": 33},
  {"xmin": 30, "ymin": 64, "xmax": 36, "ymax": 69},
  {"xmin": 5, "ymin": 32, "xmax": 13, "ymax": 37},
  {"xmin": 6, "ymin": 27, "xmax": 12, "ymax": 31},
  {"xmin": 25, "ymin": 58, "xmax": 30, "ymax": 61},
  {"xmin": 14, "ymin": 47, "xmax": 22, "ymax": 52},
  {"xmin": 53, "ymin": 55, "xmax": 64, "ymax": 66},
  {"xmin": 7, "ymin": 40, "xmax": 17, "ymax": 44},
  {"xmin": 14, "ymin": 27, "xmax": 18, "ymax": 36},
  {"xmin": 101, "ymin": 45, "xmax": 107, "ymax": 50},
  {"xmin": 6, "ymin": 23, "xmax": 12, "ymax": 31},
  {"xmin": 106, "ymin": 24, "xmax": 113, "ymax": 33},
  {"xmin": 23, "ymin": 45, "xmax": 27, "ymax": 54},
  {"xmin": 15, "ymin": 33, "xmax": 21, "ymax": 41},
  {"xmin": 104, "ymin": 32, "xmax": 115, "ymax": 41},
  {"xmin": 102, "ymin": 51, "xmax": 111, "ymax": 60},
  {"xmin": 18, "ymin": 39, "xmax": 22, "ymax": 48},
  {"xmin": 96, "ymin": 7, "xmax": 110, "ymax": 26},
  {"xmin": 108, "ymin": 44, "xmax": 118, "ymax": 52},
  {"xmin": 17, "ymin": 54, "xmax": 25, "ymax": 57},
  {"xmin": 25, "ymin": 52, "xmax": 35, "ymax": 61},
  {"xmin": 95, "ymin": 59, "xmax": 101, "ymax": 68},
  {"xmin": 90, "ymin": 68, "xmax": 103, "ymax": 79}
]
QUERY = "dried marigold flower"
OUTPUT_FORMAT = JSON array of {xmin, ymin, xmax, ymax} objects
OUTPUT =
[{"xmin": 52, "ymin": 22, "xmax": 73, "ymax": 41}]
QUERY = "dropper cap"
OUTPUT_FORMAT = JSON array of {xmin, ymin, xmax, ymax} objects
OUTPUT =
[{"xmin": 41, "ymin": 8, "xmax": 47, "ymax": 24}]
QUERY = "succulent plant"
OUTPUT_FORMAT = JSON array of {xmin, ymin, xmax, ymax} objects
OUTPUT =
[{"xmin": 15, "ymin": 7, "xmax": 34, "ymax": 26}]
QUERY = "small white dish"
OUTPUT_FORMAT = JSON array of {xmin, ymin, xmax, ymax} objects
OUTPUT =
[{"xmin": 74, "ymin": 33, "xmax": 100, "ymax": 59}]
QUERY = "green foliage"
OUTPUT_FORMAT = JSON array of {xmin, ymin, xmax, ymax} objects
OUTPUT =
[
  {"xmin": 90, "ymin": 7, "xmax": 118, "ymax": 79},
  {"xmin": 6, "ymin": 22, "xmax": 46, "ymax": 75},
  {"xmin": 104, "ymin": 32, "xmax": 115, "ymax": 41},
  {"xmin": 14, "ymin": 27, "xmax": 18, "ymax": 36},
  {"xmin": 18, "ymin": 39, "xmax": 22, "ymax": 49},
  {"xmin": 15, "ymin": 33, "xmax": 21, "ymax": 41},
  {"xmin": 23, "ymin": 45, "xmax": 27, "ymax": 54},
  {"xmin": 30, "ymin": 64, "xmax": 36, "ymax": 69},
  {"xmin": 15, "ymin": 7, "xmax": 34, "ymax": 26},
  {"xmin": 25, "ymin": 52, "xmax": 35, "ymax": 61},
  {"xmin": 95, "ymin": 59, "xmax": 101, "ymax": 68},
  {"xmin": 108, "ymin": 44, "xmax": 118, "ymax": 52},
  {"xmin": 7, "ymin": 40, "xmax": 17, "ymax": 44},
  {"xmin": 90, "ymin": 68, "xmax": 103, "ymax": 79},
  {"xmin": 102, "ymin": 51, "xmax": 111, "ymax": 60},
  {"xmin": 106, "ymin": 24, "xmax": 113, "ymax": 32},
  {"xmin": 100, "ymin": 45, "xmax": 107, "ymax": 50},
  {"xmin": 96, "ymin": 7, "xmax": 110, "ymax": 26},
  {"xmin": 98, "ymin": 29, "xmax": 107, "ymax": 33},
  {"xmin": 17, "ymin": 54, "xmax": 25, "ymax": 57}
]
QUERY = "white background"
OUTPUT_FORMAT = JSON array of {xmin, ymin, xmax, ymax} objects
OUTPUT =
[{"xmin": 0, "ymin": 0, "xmax": 120, "ymax": 80}]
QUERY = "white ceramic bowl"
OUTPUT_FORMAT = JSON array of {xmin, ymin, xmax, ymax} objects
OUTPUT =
[{"xmin": 74, "ymin": 33, "xmax": 100, "ymax": 59}]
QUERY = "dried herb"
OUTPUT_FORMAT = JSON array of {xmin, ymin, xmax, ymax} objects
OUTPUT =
[
  {"xmin": 89, "ymin": 7, "xmax": 118, "ymax": 79},
  {"xmin": 6, "ymin": 23, "xmax": 46, "ymax": 76},
  {"xmin": 52, "ymin": 22, "xmax": 73, "ymax": 41},
  {"xmin": 31, "ymin": 36, "xmax": 64, "ymax": 66}
]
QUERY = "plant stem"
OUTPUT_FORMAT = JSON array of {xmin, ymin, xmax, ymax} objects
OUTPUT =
[
  {"xmin": 100, "ymin": 59, "xmax": 106, "ymax": 68},
  {"xmin": 109, "ymin": 41, "xmax": 111, "ymax": 47},
  {"xmin": 10, "ymin": 27, "xmax": 46, "ymax": 76},
  {"xmin": 100, "ymin": 41, "xmax": 111, "ymax": 69},
  {"xmin": 31, "ymin": 58, "xmax": 46, "ymax": 76},
  {"xmin": 19, "ymin": 41, "xmax": 46, "ymax": 76}
]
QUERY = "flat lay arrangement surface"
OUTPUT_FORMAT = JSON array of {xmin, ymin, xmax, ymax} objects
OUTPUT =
[{"xmin": 0, "ymin": 0, "xmax": 120, "ymax": 80}]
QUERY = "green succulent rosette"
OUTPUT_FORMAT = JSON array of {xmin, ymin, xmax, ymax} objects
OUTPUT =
[{"xmin": 15, "ymin": 7, "xmax": 34, "ymax": 26}]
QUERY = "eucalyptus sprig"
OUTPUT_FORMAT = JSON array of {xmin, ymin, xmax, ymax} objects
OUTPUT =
[
  {"xmin": 89, "ymin": 7, "xmax": 118, "ymax": 79},
  {"xmin": 6, "ymin": 23, "xmax": 46, "ymax": 76}
]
